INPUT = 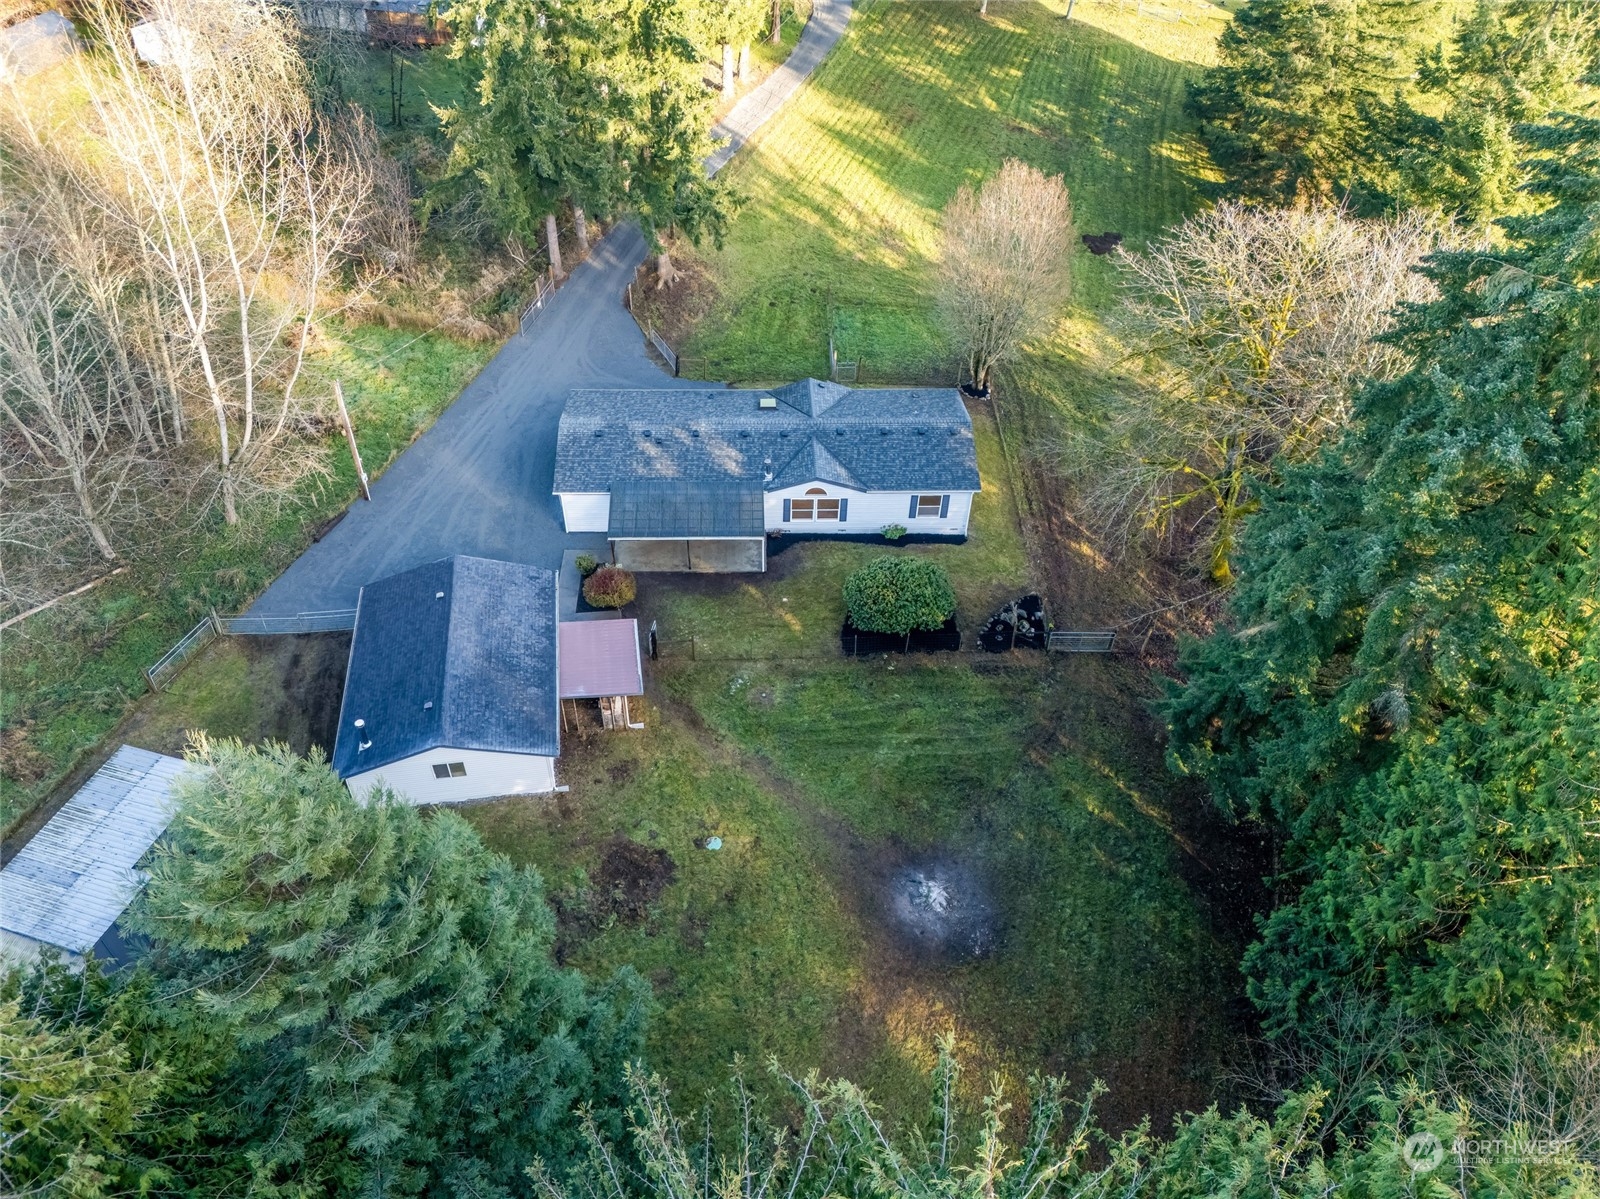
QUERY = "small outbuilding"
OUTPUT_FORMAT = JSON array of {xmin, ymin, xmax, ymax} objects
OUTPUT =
[
  {"xmin": 0, "ymin": 745, "xmax": 187, "ymax": 966},
  {"xmin": 559, "ymin": 618, "xmax": 644, "ymax": 730},
  {"xmin": 0, "ymin": 11, "xmax": 80, "ymax": 83},
  {"xmin": 334, "ymin": 555, "xmax": 562, "ymax": 804}
]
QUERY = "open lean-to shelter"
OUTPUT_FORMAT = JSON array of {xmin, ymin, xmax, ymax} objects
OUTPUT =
[
  {"xmin": 334, "ymin": 555, "xmax": 644, "ymax": 804},
  {"xmin": 0, "ymin": 745, "xmax": 188, "ymax": 966},
  {"xmin": 554, "ymin": 379, "xmax": 981, "ymax": 572}
]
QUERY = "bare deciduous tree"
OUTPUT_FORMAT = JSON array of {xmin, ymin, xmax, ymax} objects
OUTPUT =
[
  {"xmin": 935, "ymin": 158, "xmax": 1072, "ymax": 393},
  {"xmin": 1059, "ymin": 202, "xmax": 1456, "ymax": 584},
  {"xmin": 78, "ymin": 0, "xmax": 372, "ymax": 523}
]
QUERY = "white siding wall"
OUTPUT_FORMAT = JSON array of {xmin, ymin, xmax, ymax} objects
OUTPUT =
[
  {"xmin": 764, "ymin": 484, "xmax": 973, "ymax": 536},
  {"xmin": 560, "ymin": 492, "xmax": 611, "ymax": 533},
  {"xmin": 346, "ymin": 748, "xmax": 557, "ymax": 805}
]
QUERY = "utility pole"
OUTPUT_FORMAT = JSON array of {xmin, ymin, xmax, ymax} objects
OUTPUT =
[{"xmin": 335, "ymin": 381, "xmax": 371, "ymax": 501}]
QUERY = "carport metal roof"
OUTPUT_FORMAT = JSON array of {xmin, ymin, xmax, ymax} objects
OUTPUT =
[
  {"xmin": 0, "ymin": 745, "xmax": 187, "ymax": 956},
  {"xmin": 608, "ymin": 480, "xmax": 765, "ymax": 539}
]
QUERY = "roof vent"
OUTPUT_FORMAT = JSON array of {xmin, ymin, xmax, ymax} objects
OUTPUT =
[
  {"xmin": 435, "ymin": 591, "xmax": 445, "ymax": 599},
  {"xmin": 879, "ymin": 428, "xmax": 890, "ymax": 436},
  {"xmin": 593, "ymin": 429, "xmax": 604, "ymax": 438},
  {"xmin": 690, "ymin": 429, "xmax": 701, "ymax": 438},
  {"xmin": 354, "ymin": 718, "xmax": 372, "ymax": 752},
  {"xmin": 758, "ymin": 396, "xmax": 778, "ymax": 410},
  {"xmin": 423, "ymin": 700, "xmax": 434, "ymax": 711}
]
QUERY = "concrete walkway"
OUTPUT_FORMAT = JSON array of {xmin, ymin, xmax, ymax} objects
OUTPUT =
[
  {"xmin": 706, "ymin": 0, "xmax": 853, "ymax": 175},
  {"xmin": 252, "ymin": 0, "xmax": 855, "ymax": 615}
]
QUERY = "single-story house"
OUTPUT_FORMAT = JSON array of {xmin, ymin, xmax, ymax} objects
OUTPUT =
[
  {"xmin": 0, "ymin": 745, "xmax": 188, "ymax": 967},
  {"xmin": 333, "ymin": 555, "xmax": 646, "ymax": 804},
  {"xmin": 334, "ymin": 555, "xmax": 562, "ymax": 804},
  {"xmin": 553, "ymin": 379, "xmax": 981, "ymax": 572}
]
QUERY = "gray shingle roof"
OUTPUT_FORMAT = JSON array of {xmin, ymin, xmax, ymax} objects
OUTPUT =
[
  {"xmin": 553, "ymin": 380, "xmax": 980, "ymax": 495},
  {"xmin": 610, "ymin": 480, "xmax": 766, "ymax": 538},
  {"xmin": 333, "ymin": 556, "xmax": 559, "ymax": 779}
]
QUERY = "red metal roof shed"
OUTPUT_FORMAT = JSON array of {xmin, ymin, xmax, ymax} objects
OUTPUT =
[{"xmin": 558, "ymin": 620, "xmax": 644, "ymax": 699}]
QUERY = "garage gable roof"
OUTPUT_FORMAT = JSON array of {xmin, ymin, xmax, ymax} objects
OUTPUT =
[
  {"xmin": 554, "ymin": 380, "xmax": 979, "ymax": 495},
  {"xmin": 334, "ymin": 556, "xmax": 559, "ymax": 779}
]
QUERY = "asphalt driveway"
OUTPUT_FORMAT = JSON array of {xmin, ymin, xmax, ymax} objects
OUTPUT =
[
  {"xmin": 252, "ymin": 0, "xmax": 854, "ymax": 615},
  {"xmin": 252, "ymin": 225, "xmax": 703, "ymax": 614}
]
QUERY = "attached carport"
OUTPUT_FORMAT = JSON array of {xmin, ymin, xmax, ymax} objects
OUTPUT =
[{"xmin": 608, "ymin": 480, "xmax": 767, "ymax": 573}]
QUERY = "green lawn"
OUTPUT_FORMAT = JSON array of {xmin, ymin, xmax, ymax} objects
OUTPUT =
[
  {"xmin": 467, "ymin": 0, "xmax": 1245, "ymax": 1137},
  {"xmin": 681, "ymin": 0, "xmax": 1224, "ymax": 384},
  {"xmin": 0, "ymin": 323, "xmax": 493, "ymax": 832}
]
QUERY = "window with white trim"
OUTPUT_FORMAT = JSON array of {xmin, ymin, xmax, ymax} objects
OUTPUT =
[
  {"xmin": 432, "ymin": 762, "xmax": 467, "ymax": 779},
  {"xmin": 915, "ymin": 495, "xmax": 946, "ymax": 518},
  {"xmin": 788, "ymin": 488, "xmax": 844, "ymax": 521}
]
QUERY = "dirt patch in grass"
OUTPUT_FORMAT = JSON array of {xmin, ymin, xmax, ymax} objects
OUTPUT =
[
  {"xmin": 552, "ymin": 835, "xmax": 678, "ymax": 959},
  {"xmin": 2, "ymin": 633, "xmax": 349, "ymax": 863}
]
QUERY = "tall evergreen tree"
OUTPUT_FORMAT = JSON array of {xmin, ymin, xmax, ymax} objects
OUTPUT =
[
  {"xmin": 438, "ymin": 0, "xmax": 731, "ymax": 269},
  {"xmin": 127, "ymin": 737, "xmax": 649, "ymax": 1197},
  {"xmin": 1163, "ymin": 115, "xmax": 1600, "ymax": 1035},
  {"xmin": 1186, "ymin": 0, "xmax": 1431, "ymax": 206},
  {"xmin": 1381, "ymin": 0, "xmax": 1600, "ymax": 220}
]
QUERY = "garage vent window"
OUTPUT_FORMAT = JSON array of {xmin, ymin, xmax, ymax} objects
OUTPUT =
[{"xmin": 432, "ymin": 762, "xmax": 467, "ymax": 779}]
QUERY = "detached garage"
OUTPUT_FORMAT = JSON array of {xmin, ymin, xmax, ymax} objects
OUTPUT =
[
  {"xmin": 608, "ymin": 480, "xmax": 766, "ymax": 573},
  {"xmin": 334, "ymin": 556, "xmax": 561, "ymax": 804}
]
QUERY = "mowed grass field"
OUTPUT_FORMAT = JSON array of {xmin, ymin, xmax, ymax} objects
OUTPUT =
[
  {"xmin": 467, "ymin": 0, "xmax": 1249, "ymax": 1138},
  {"xmin": 682, "ymin": 0, "xmax": 1224, "ymax": 383}
]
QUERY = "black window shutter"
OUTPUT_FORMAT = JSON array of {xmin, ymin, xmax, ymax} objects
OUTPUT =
[
  {"xmin": 908, "ymin": 496, "xmax": 919, "ymax": 519},
  {"xmin": 939, "ymin": 495, "xmax": 950, "ymax": 518},
  {"xmin": 838, "ymin": 498, "xmax": 848, "ymax": 522},
  {"xmin": 783, "ymin": 498, "xmax": 791, "ymax": 521}
]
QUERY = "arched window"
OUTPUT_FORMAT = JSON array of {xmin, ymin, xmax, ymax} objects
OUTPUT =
[{"xmin": 789, "ymin": 487, "xmax": 843, "ymax": 521}]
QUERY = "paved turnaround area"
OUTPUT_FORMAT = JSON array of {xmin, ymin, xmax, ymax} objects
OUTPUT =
[{"xmin": 254, "ymin": 0, "xmax": 853, "ymax": 615}]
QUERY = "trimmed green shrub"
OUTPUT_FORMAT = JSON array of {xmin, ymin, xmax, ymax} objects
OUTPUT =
[
  {"xmin": 881, "ymin": 524, "xmax": 907, "ymax": 541},
  {"xmin": 843, "ymin": 556, "xmax": 955, "ymax": 634},
  {"xmin": 575, "ymin": 553, "xmax": 599, "ymax": 577},
  {"xmin": 583, "ymin": 566, "xmax": 636, "ymax": 609}
]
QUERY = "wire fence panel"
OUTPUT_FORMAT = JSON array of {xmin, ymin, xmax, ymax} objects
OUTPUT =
[
  {"xmin": 145, "ymin": 618, "xmax": 218, "ymax": 691},
  {"xmin": 218, "ymin": 610, "xmax": 357, "ymax": 635},
  {"xmin": 518, "ymin": 276, "xmax": 553, "ymax": 337},
  {"xmin": 1047, "ymin": 630, "xmax": 1117, "ymax": 653},
  {"xmin": 646, "ymin": 325, "xmax": 679, "ymax": 376}
]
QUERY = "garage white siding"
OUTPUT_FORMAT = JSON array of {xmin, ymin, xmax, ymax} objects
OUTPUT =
[
  {"xmin": 560, "ymin": 492, "xmax": 611, "ymax": 533},
  {"xmin": 346, "ymin": 747, "xmax": 557, "ymax": 805},
  {"xmin": 765, "ymin": 484, "xmax": 974, "ymax": 537}
]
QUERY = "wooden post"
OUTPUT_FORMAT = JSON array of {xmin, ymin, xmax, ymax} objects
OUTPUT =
[
  {"xmin": 335, "ymin": 381, "xmax": 371, "ymax": 501},
  {"xmin": 1140, "ymin": 623, "xmax": 1156, "ymax": 656}
]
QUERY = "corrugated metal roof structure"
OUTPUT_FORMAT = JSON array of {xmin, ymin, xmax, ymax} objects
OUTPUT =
[
  {"xmin": 558, "ymin": 620, "xmax": 644, "ymax": 699},
  {"xmin": 554, "ymin": 379, "xmax": 980, "ymax": 496},
  {"xmin": 609, "ymin": 480, "xmax": 766, "ymax": 538},
  {"xmin": 333, "ymin": 556, "xmax": 560, "ymax": 778},
  {"xmin": 0, "ymin": 11, "xmax": 80, "ymax": 83},
  {"xmin": 0, "ymin": 746, "xmax": 186, "ymax": 958}
]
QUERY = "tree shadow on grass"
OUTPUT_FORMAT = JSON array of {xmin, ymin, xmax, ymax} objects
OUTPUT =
[{"xmin": 695, "ymin": 1, "xmax": 1217, "ymax": 382}]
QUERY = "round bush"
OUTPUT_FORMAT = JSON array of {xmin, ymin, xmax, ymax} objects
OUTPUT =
[
  {"xmin": 583, "ymin": 566, "xmax": 636, "ymax": 609},
  {"xmin": 574, "ymin": 552, "xmax": 599, "ymax": 577},
  {"xmin": 843, "ymin": 556, "xmax": 956, "ymax": 634}
]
